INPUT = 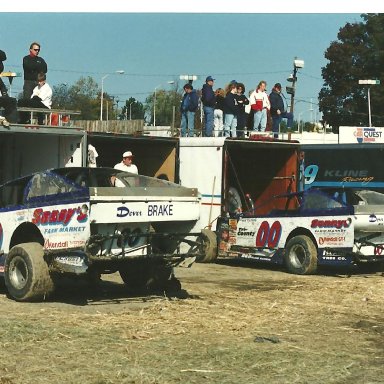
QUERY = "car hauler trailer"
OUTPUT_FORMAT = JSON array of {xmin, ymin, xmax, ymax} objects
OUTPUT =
[
  {"xmin": 302, "ymin": 143, "xmax": 384, "ymax": 191},
  {"xmin": 0, "ymin": 123, "xmax": 86, "ymax": 183}
]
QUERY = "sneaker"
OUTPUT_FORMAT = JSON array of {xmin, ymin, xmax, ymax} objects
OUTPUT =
[{"xmin": 0, "ymin": 116, "xmax": 10, "ymax": 127}]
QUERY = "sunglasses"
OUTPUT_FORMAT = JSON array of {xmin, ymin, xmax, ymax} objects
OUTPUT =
[{"xmin": 32, "ymin": 48, "xmax": 40, "ymax": 52}]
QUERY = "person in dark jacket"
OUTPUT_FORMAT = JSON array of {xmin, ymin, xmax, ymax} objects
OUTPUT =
[
  {"xmin": 180, "ymin": 83, "xmax": 198, "ymax": 137},
  {"xmin": 214, "ymin": 88, "xmax": 225, "ymax": 137},
  {"xmin": 269, "ymin": 83, "xmax": 293, "ymax": 138},
  {"xmin": 0, "ymin": 49, "xmax": 18, "ymax": 125},
  {"xmin": 223, "ymin": 83, "xmax": 238, "ymax": 137},
  {"xmin": 235, "ymin": 83, "xmax": 249, "ymax": 138},
  {"xmin": 23, "ymin": 42, "xmax": 48, "ymax": 99},
  {"xmin": 201, "ymin": 75, "xmax": 216, "ymax": 137}
]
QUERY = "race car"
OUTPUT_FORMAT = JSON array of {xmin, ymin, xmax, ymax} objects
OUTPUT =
[
  {"xmin": 217, "ymin": 188, "xmax": 384, "ymax": 274},
  {"xmin": 0, "ymin": 167, "xmax": 210, "ymax": 301}
]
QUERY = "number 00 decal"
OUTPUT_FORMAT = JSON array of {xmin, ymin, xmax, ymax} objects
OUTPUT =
[{"xmin": 256, "ymin": 221, "xmax": 282, "ymax": 248}]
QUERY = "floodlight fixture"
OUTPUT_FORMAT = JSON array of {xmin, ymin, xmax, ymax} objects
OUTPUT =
[{"xmin": 294, "ymin": 59, "xmax": 304, "ymax": 69}]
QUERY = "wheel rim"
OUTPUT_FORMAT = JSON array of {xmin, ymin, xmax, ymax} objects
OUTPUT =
[
  {"xmin": 8, "ymin": 255, "xmax": 29, "ymax": 290},
  {"xmin": 288, "ymin": 244, "xmax": 306, "ymax": 268}
]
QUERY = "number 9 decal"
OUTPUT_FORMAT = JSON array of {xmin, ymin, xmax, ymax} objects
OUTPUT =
[{"xmin": 256, "ymin": 221, "xmax": 282, "ymax": 249}]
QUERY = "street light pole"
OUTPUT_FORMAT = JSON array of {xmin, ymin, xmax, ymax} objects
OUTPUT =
[
  {"xmin": 153, "ymin": 80, "xmax": 175, "ymax": 127},
  {"xmin": 286, "ymin": 58, "xmax": 304, "ymax": 114},
  {"xmin": 358, "ymin": 79, "xmax": 380, "ymax": 127},
  {"xmin": 129, "ymin": 102, "xmax": 133, "ymax": 120},
  {"xmin": 100, "ymin": 70, "xmax": 124, "ymax": 121}
]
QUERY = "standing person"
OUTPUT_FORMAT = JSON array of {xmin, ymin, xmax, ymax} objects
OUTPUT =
[
  {"xmin": 201, "ymin": 76, "xmax": 216, "ymax": 137},
  {"xmin": 0, "ymin": 49, "xmax": 18, "ymax": 125},
  {"xmin": 249, "ymin": 81, "xmax": 270, "ymax": 132},
  {"xmin": 180, "ymin": 83, "xmax": 198, "ymax": 137},
  {"xmin": 269, "ymin": 83, "xmax": 294, "ymax": 138},
  {"xmin": 112, "ymin": 151, "xmax": 138, "ymax": 187},
  {"xmin": 222, "ymin": 83, "xmax": 238, "ymax": 138},
  {"xmin": 18, "ymin": 72, "xmax": 52, "ymax": 125},
  {"xmin": 114, "ymin": 151, "xmax": 138, "ymax": 174},
  {"xmin": 23, "ymin": 42, "xmax": 48, "ymax": 100},
  {"xmin": 235, "ymin": 83, "xmax": 249, "ymax": 138},
  {"xmin": 213, "ymin": 88, "xmax": 225, "ymax": 137}
]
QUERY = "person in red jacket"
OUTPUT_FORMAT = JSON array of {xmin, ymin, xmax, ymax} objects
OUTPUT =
[{"xmin": 249, "ymin": 81, "xmax": 270, "ymax": 132}]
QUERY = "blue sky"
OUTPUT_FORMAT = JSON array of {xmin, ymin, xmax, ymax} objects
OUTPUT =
[{"xmin": 0, "ymin": 9, "xmax": 378, "ymax": 121}]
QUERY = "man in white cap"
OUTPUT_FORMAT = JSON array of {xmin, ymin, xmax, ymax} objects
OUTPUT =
[{"xmin": 114, "ymin": 151, "xmax": 138, "ymax": 174}]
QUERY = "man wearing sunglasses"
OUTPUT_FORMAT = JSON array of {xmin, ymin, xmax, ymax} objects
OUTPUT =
[{"xmin": 22, "ymin": 42, "xmax": 48, "ymax": 100}]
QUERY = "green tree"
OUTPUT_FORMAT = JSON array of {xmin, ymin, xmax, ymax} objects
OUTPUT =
[
  {"xmin": 319, "ymin": 14, "xmax": 384, "ymax": 130},
  {"xmin": 145, "ymin": 87, "xmax": 183, "ymax": 126},
  {"xmin": 122, "ymin": 97, "xmax": 145, "ymax": 120},
  {"xmin": 52, "ymin": 76, "xmax": 100, "ymax": 120}
]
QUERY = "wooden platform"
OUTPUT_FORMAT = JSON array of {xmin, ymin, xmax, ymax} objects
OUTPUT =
[{"xmin": 17, "ymin": 107, "xmax": 81, "ymax": 126}]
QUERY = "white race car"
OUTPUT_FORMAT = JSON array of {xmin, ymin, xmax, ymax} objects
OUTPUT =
[
  {"xmin": 0, "ymin": 167, "xmax": 210, "ymax": 301},
  {"xmin": 217, "ymin": 188, "xmax": 384, "ymax": 274}
]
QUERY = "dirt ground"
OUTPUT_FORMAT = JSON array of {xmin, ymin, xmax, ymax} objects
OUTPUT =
[{"xmin": 1, "ymin": 259, "xmax": 384, "ymax": 384}]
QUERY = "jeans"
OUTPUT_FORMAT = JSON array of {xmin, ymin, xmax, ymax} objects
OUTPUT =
[
  {"xmin": 203, "ymin": 106, "xmax": 214, "ymax": 137},
  {"xmin": 181, "ymin": 111, "xmax": 195, "ymax": 137},
  {"xmin": 237, "ymin": 112, "xmax": 246, "ymax": 138},
  {"xmin": 223, "ymin": 113, "xmax": 237, "ymax": 137},
  {"xmin": 213, "ymin": 109, "xmax": 223, "ymax": 137},
  {"xmin": 253, "ymin": 109, "xmax": 267, "ymax": 131},
  {"xmin": 272, "ymin": 111, "xmax": 294, "ymax": 133}
]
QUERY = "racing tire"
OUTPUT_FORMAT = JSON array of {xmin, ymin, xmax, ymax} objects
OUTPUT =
[
  {"xmin": 284, "ymin": 235, "xmax": 318, "ymax": 275},
  {"xmin": 4, "ymin": 243, "xmax": 54, "ymax": 302},
  {"xmin": 197, "ymin": 229, "xmax": 218, "ymax": 263},
  {"xmin": 119, "ymin": 259, "xmax": 174, "ymax": 292}
]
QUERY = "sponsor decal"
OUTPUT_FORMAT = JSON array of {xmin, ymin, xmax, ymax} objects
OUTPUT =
[
  {"xmin": 374, "ymin": 245, "xmax": 384, "ymax": 256},
  {"xmin": 148, "ymin": 204, "xmax": 173, "ymax": 216},
  {"xmin": 44, "ymin": 239, "xmax": 68, "ymax": 249},
  {"xmin": 43, "ymin": 226, "xmax": 86, "ymax": 234},
  {"xmin": 311, "ymin": 218, "xmax": 352, "ymax": 229},
  {"xmin": 237, "ymin": 227, "xmax": 256, "ymax": 237},
  {"xmin": 354, "ymin": 127, "xmax": 382, "ymax": 143},
  {"xmin": 319, "ymin": 236, "xmax": 346, "ymax": 245},
  {"xmin": 117, "ymin": 206, "xmax": 142, "ymax": 217},
  {"xmin": 32, "ymin": 207, "xmax": 88, "ymax": 226},
  {"xmin": 367, "ymin": 215, "xmax": 384, "ymax": 224}
]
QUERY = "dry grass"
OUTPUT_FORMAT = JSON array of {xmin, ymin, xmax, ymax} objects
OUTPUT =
[{"xmin": 1, "ymin": 262, "xmax": 384, "ymax": 383}]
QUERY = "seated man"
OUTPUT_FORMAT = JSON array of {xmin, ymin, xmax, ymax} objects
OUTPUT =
[{"xmin": 18, "ymin": 72, "xmax": 52, "ymax": 125}]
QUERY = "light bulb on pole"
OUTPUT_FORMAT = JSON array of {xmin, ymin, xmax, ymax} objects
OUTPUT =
[
  {"xmin": 358, "ymin": 79, "xmax": 380, "ymax": 127},
  {"xmin": 100, "ymin": 70, "xmax": 124, "ymax": 121}
]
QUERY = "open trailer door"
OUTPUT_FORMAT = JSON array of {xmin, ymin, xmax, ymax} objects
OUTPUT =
[
  {"xmin": 87, "ymin": 134, "xmax": 179, "ymax": 182},
  {"xmin": 222, "ymin": 138, "xmax": 301, "ymax": 216}
]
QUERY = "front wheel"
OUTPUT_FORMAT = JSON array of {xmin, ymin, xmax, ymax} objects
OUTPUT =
[
  {"xmin": 4, "ymin": 243, "xmax": 54, "ymax": 301},
  {"xmin": 284, "ymin": 235, "xmax": 318, "ymax": 275},
  {"xmin": 197, "ymin": 229, "xmax": 218, "ymax": 263}
]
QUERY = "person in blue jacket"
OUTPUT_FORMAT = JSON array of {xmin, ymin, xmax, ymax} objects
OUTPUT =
[
  {"xmin": 269, "ymin": 83, "xmax": 293, "ymax": 138},
  {"xmin": 180, "ymin": 83, "xmax": 198, "ymax": 137}
]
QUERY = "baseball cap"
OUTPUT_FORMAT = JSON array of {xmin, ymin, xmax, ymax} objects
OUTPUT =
[
  {"xmin": 123, "ymin": 151, "xmax": 133, "ymax": 158},
  {"xmin": 206, "ymin": 76, "xmax": 215, "ymax": 82},
  {"xmin": 230, "ymin": 80, "xmax": 237, "ymax": 84}
]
